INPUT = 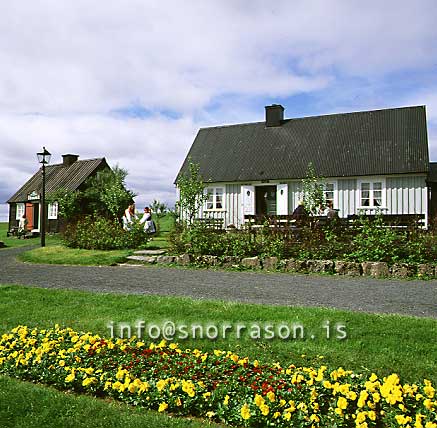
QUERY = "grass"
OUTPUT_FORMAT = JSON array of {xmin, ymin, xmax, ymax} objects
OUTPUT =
[
  {"xmin": 1, "ymin": 214, "xmax": 174, "ymax": 265},
  {"xmin": 0, "ymin": 285, "xmax": 435, "ymax": 385},
  {"xmin": 0, "ymin": 375, "xmax": 221, "ymax": 428},
  {"xmin": 0, "ymin": 222, "xmax": 62, "ymax": 249},
  {"xmin": 18, "ymin": 245, "xmax": 132, "ymax": 266},
  {"xmin": 0, "ymin": 285, "xmax": 435, "ymax": 426}
]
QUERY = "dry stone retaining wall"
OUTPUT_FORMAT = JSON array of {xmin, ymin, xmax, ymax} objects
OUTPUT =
[{"xmin": 127, "ymin": 252, "xmax": 437, "ymax": 279}]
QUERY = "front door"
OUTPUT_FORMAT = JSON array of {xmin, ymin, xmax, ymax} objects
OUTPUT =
[
  {"xmin": 25, "ymin": 203, "xmax": 34, "ymax": 230},
  {"xmin": 32, "ymin": 203, "xmax": 40, "ymax": 231},
  {"xmin": 255, "ymin": 186, "xmax": 277, "ymax": 216}
]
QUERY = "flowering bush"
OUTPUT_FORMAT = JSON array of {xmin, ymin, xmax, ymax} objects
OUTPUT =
[{"xmin": 0, "ymin": 325, "xmax": 435, "ymax": 427}]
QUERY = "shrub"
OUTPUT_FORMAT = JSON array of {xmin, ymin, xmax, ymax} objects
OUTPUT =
[
  {"xmin": 63, "ymin": 216, "xmax": 149, "ymax": 250},
  {"xmin": 345, "ymin": 216, "xmax": 406, "ymax": 263}
]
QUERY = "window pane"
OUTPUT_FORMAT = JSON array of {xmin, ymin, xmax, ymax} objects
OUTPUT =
[
  {"xmin": 16, "ymin": 203, "xmax": 25, "ymax": 220},
  {"xmin": 361, "ymin": 183, "xmax": 370, "ymax": 191},
  {"xmin": 373, "ymin": 182, "xmax": 382, "ymax": 190},
  {"xmin": 215, "ymin": 194, "xmax": 223, "ymax": 209},
  {"xmin": 373, "ymin": 190, "xmax": 382, "ymax": 207},
  {"xmin": 325, "ymin": 183, "xmax": 334, "ymax": 192}
]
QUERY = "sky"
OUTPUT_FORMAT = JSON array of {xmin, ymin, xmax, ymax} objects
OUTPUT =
[{"xmin": 1, "ymin": 0, "xmax": 437, "ymax": 221}]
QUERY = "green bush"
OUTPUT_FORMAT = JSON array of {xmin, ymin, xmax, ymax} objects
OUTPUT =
[
  {"xmin": 63, "ymin": 216, "xmax": 149, "ymax": 250},
  {"xmin": 345, "ymin": 216, "xmax": 406, "ymax": 263},
  {"xmin": 167, "ymin": 216, "xmax": 437, "ymax": 265}
]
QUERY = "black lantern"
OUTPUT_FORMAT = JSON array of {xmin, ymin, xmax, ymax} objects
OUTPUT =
[
  {"xmin": 37, "ymin": 147, "xmax": 51, "ymax": 165},
  {"xmin": 37, "ymin": 147, "xmax": 51, "ymax": 246}
]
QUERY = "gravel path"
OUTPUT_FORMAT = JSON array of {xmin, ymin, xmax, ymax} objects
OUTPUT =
[{"xmin": 1, "ymin": 247, "xmax": 436, "ymax": 318}]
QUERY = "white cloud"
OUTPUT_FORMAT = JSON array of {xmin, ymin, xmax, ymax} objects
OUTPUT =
[
  {"xmin": 1, "ymin": 0, "xmax": 436, "ymax": 221},
  {"xmin": 0, "ymin": 113, "xmax": 197, "ymax": 217}
]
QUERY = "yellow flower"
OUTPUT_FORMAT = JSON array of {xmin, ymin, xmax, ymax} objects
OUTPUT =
[
  {"xmin": 283, "ymin": 412, "xmax": 291, "ymax": 421},
  {"xmin": 356, "ymin": 412, "xmax": 367, "ymax": 423},
  {"xmin": 260, "ymin": 404, "xmax": 269, "ymax": 416},
  {"xmin": 337, "ymin": 396, "xmax": 348, "ymax": 410},
  {"xmin": 423, "ymin": 399, "xmax": 434, "ymax": 410},
  {"xmin": 58, "ymin": 360, "xmax": 65, "ymax": 367},
  {"xmin": 310, "ymin": 414, "xmax": 320, "ymax": 423},
  {"xmin": 367, "ymin": 410, "xmax": 376, "ymax": 421},
  {"xmin": 158, "ymin": 402, "xmax": 168, "ymax": 412},
  {"xmin": 223, "ymin": 395, "xmax": 230, "ymax": 406},
  {"xmin": 254, "ymin": 394, "xmax": 265, "ymax": 407},
  {"xmin": 206, "ymin": 411, "xmax": 215, "ymax": 418},
  {"xmin": 358, "ymin": 390, "xmax": 369, "ymax": 408},
  {"xmin": 241, "ymin": 403, "xmax": 251, "ymax": 420},
  {"xmin": 65, "ymin": 371, "xmax": 75, "ymax": 382},
  {"xmin": 266, "ymin": 391, "xmax": 276, "ymax": 402},
  {"xmin": 395, "ymin": 414, "xmax": 412, "ymax": 425},
  {"xmin": 82, "ymin": 377, "xmax": 96, "ymax": 387},
  {"xmin": 369, "ymin": 373, "xmax": 378, "ymax": 382},
  {"xmin": 156, "ymin": 379, "xmax": 167, "ymax": 392}
]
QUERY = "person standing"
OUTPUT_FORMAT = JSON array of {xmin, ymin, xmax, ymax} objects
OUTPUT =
[
  {"xmin": 122, "ymin": 202, "xmax": 136, "ymax": 230},
  {"xmin": 18, "ymin": 214, "xmax": 28, "ymax": 237},
  {"xmin": 140, "ymin": 206, "xmax": 156, "ymax": 234}
]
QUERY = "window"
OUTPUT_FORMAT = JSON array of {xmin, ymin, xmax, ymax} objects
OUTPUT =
[
  {"xmin": 358, "ymin": 179, "xmax": 385, "ymax": 208},
  {"xmin": 16, "ymin": 203, "xmax": 25, "ymax": 220},
  {"xmin": 205, "ymin": 187, "xmax": 224, "ymax": 210},
  {"xmin": 324, "ymin": 183, "xmax": 335, "ymax": 206},
  {"xmin": 48, "ymin": 202, "xmax": 58, "ymax": 219}
]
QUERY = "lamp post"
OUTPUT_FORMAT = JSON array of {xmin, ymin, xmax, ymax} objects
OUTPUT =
[{"xmin": 37, "ymin": 147, "xmax": 51, "ymax": 247}]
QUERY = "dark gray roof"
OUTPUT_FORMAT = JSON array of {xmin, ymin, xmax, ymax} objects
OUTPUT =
[
  {"xmin": 7, "ymin": 158, "xmax": 109, "ymax": 203},
  {"xmin": 176, "ymin": 106, "xmax": 429, "ymax": 183}
]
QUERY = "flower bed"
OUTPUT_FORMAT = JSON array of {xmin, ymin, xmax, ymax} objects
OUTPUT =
[{"xmin": 0, "ymin": 325, "xmax": 435, "ymax": 427}]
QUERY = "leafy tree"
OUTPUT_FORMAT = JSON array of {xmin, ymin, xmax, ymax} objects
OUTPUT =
[
  {"xmin": 176, "ymin": 160, "xmax": 208, "ymax": 225},
  {"xmin": 47, "ymin": 188, "xmax": 81, "ymax": 220},
  {"xmin": 83, "ymin": 166, "xmax": 136, "ymax": 220},
  {"xmin": 301, "ymin": 162, "xmax": 326, "ymax": 215}
]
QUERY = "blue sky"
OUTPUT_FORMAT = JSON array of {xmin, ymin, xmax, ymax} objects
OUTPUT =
[{"xmin": 1, "ymin": 0, "xmax": 437, "ymax": 221}]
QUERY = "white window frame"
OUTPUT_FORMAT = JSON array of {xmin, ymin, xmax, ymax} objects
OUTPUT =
[
  {"xmin": 204, "ymin": 187, "xmax": 225, "ymax": 211},
  {"xmin": 323, "ymin": 180, "xmax": 338, "ymax": 209},
  {"xmin": 48, "ymin": 202, "xmax": 59, "ymax": 219},
  {"xmin": 356, "ymin": 177, "xmax": 386, "ymax": 211},
  {"xmin": 16, "ymin": 203, "xmax": 25, "ymax": 220}
]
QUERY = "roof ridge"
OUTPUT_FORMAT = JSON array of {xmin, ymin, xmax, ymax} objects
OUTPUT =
[
  {"xmin": 198, "ymin": 105, "xmax": 426, "ymax": 131},
  {"xmin": 47, "ymin": 157, "xmax": 105, "ymax": 167}
]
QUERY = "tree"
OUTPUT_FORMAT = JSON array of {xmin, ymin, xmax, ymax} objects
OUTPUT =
[
  {"xmin": 176, "ymin": 160, "xmax": 208, "ymax": 225},
  {"xmin": 47, "ymin": 188, "xmax": 81, "ymax": 220},
  {"xmin": 301, "ymin": 162, "xmax": 326, "ymax": 216},
  {"xmin": 83, "ymin": 166, "xmax": 136, "ymax": 220}
]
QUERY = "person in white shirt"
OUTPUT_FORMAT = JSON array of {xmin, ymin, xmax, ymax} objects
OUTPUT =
[
  {"xmin": 139, "ymin": 206, "xmax": 156, "ymax": 234},
  {"xmin": 122, "ymin": 203, "xmax": 136, "ymax": 230}
]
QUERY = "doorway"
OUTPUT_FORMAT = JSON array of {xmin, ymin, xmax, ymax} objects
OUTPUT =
[{"xmin": 255, "ymin": 186, "xmax": 277, "ymax": 216}]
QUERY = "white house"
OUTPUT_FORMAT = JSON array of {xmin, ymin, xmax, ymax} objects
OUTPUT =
[{"xmin": 176, "ymin": 104, "xmax": 433, "ymax": 227}]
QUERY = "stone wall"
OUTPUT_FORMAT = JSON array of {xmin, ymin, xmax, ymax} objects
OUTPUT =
[{"xmin": 128, "ymin": 253, "xmax": 437, "ymax": 279}]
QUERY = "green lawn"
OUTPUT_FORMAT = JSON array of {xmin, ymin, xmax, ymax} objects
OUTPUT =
[
  {"xmin": 18, "ymin": 245, "xmax": 132, "ymax": 266},
  {"xmin": 0, "ymin": 222, "xmax": 62, "ymax": 249},
  {"xmin": 0, "ymin": 285, "xmax": 435, "ymax": 384},
  {"xmin": 0, "ymin": 375, "xmax": 221, "ymax": 428},
  {"xmin": 1, "ymin": 215, "xmax": 172, "ymax": 265},
  {"xmin": 0, "ymin": 285, "xmax": 435, "ymax": 426}
]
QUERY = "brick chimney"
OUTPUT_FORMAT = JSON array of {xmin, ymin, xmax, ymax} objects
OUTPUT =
[
  {"xmin": 62, "ymin": 154, "xmax": 79, "ymax": 167},
  {"xmin": 265, "ymin": 104, "xmax": 284, "ymax": 127}
]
